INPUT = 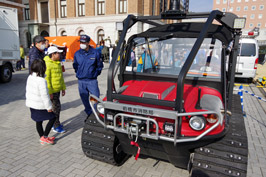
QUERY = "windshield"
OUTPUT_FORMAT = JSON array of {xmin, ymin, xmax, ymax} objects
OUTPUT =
[
  {"xmin": 126, "ymin": 37, "xmax": 223, "ymax": 79},
  {"xmin": 239, "ymin": 43, "xmax": 256, "ymax": 56}
]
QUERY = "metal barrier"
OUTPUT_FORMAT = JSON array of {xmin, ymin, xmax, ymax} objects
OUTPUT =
[
  {"xmin": 237, "ymin": 85, "xmax": 266, "ymax": 103},
  {"xmin": 238, "ymin": 85, "xmax": 244, "ymax": 111},
  {"xmin": 237, "ymin": 84, "xmax": 266, "ymax": 114}
]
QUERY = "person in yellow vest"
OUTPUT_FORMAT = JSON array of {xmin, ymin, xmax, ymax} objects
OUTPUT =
[
  {"xmin": 44, "ymin": 46, "xmax": 66, "ymax": 133},
  {"xmin": 20, "ymin": 45, "xmax": 25, "ymax": 69}
]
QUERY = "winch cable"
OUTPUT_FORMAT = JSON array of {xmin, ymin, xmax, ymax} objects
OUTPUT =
[
  {"xmin": 130, "ymin": 141, "xmax": 141, "ymax": 160},
  {"xmin": 129, "ymin": 124, "xmax": 141, "ymax": 160}
]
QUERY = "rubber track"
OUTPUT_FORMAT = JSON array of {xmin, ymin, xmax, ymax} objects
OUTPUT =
[
  {"xmin": 190, "ymin": 94, "xmax": 248, "ymax": 177},
  {"xmin": 81, "ymin": 115, "xmax": 119, "ymax": 165}
]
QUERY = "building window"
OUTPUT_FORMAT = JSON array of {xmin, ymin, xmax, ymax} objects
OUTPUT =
[
  {"xmin": 61, "ymin": 30, "xmax": 67, "ymax": 36},
  {"xmin": 223, "ymin": 0, "xmax": 227, "ymax": 3},
  {"xmin": 231, "ymin": 0, "xmax": 234, "ymax": 3},
  {"xmin": 237, "ymin": 0, "xmax": 241, "ymax": 2},
  {"xmin": 243, "ymin": 15, "xmax": 247, "ymax": 18},
  {"xmin": 259, "ymin": 5, "xmax": 264, "ymax": 10},
  {"xmin": 97, "ymin": 0, "xmax": 105, "ymax": 15},
  {"xmin": 97, "ymin": 29, "xmax": 104, "ymax": 44},
  {"xmin": 222, "ymin": 8, "xmax": 226, "ymax": 12},
  {"xmin": 78, "ymin": 0, "xmax": 85, "ymax": 16},
  {"xmin": 245, "ymin": 0, "xmax": 248, "ymax": 2},
  {"xmin": 41, "ymin": 2, "xmax": 49, "ymax": 23},
  {"xmin": 236, "ymin": 7, "xmax": 240, "ymax": 11},
  {"xmin": 24, "ymin": 4, "xmax": 30, "ymax": 20},
  {"xmin": 250, "ymin": 14, "xmax": 255, "ymax": 19},
  {"xmin": 78, "ymin": 30, "xmax": 85, "ymax": 35},
  {"xmin": 60, "ymin": 0, "xmax": 67, "ymax": 18},
  {"xmin": 229, "ymin": 7, "xmax": 233, "ymax": 12},
  {"xmin": 251, "ymin": 5, "xmax": 256, "ymax": 10},
  {"xmin": 216, "ymin": 8, "xmax": 219, "ymax": 10},
  {"xmin": 216, "ymin": 0, "xmax": 220, "ymax": 4},
  {"xmin": 249, "ymin": 23, "xmax": 253, "ymax": 28},
  {"xmin": 257, "ymin": 23, "xmax": 261, "ymax": 27},
  {"xmin": 244, "ymin": 6, "xmax": 248, "ymax": 11},
  {"xmin": 119, "ymin": 0, "xmax": 127, "ymax": 14},
  {"xmin": 258, "ymin": 14, "xmax": 262, "ymax": 19}
]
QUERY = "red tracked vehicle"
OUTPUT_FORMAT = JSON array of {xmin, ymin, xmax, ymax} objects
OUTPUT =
[{"xmin": 81, "ymin": 1, "xmax": 248, "ymax": 176}]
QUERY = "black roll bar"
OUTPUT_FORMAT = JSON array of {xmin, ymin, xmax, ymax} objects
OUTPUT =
[
  {"xmin": 107, "ymin": 15, "xmax": 137, "ymax": 101},
  {"xmin": 107, "ymin": 10, "xmax": 242, "ymax": 116},
  {"xmin": 227, "ymin": 32, "xmax": 241, "ymax": 110}
]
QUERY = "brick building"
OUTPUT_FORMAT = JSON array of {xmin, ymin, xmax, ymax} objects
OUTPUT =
[
  {"xmin": 213, "ymin": 0, "xmax": 266, "ymax": 45},
  {"xmin": 14, "ymin": 0, "xmax": 162, "ymax": 49}
]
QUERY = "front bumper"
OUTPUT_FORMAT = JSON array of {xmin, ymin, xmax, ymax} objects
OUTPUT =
[{"xmin": 89, "ymin": 95, "xmax": 223, "ymax": 145}]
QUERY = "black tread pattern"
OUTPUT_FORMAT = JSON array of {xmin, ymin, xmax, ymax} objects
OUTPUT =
[
  {"xmin": 81, "ymin": 115, "xmax": 127, "ymax": 165},
  {"xmin": 190, "ymin": 94, "xmax": 248, "ymax": 177}
]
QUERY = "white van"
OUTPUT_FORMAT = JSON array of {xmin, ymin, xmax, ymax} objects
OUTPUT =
[{"xmin": 235, "ymin": 38, "xmax": 259, "ymax": 82}]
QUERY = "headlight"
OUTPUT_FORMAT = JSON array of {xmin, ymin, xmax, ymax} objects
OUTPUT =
[
  {"xmin": 233, "ymin": 18, "xmax": 246, "ymax": 29},
  {"xmin": 189, "ymin": 116, "xmax": 206, "ymax": 131},
  {"xmin": 106, "ymin": 114, "xmax": 113, "ymax": 121},
  {"xmin": 164, "ymin": 122, "xmax": 175, "ymax": 133},
  {"xmin": 206, "ymin": 114, "xmax": 218, "ymax": 124},
  {"xmin": 90, "ymin": 97, "xmax": 98, "ymax": 105},
  {"xmin": 97, "ymin": 103, "xmax": 105, "ymax": 114}
]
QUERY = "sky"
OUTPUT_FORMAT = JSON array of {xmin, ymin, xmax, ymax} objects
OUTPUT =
[{"xmin": 189, "ymin": 0, "xmax": 213, "ymax": 12}]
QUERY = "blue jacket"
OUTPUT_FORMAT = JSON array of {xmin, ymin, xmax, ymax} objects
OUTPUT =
[
  {"xmin": 96, "ymin": 46, "xmax": 104, "ymax": 54},
  {"xmin": 137, "ymin": 53, "xmax": 156, "ymax": 72},
  {"xmin": 28, "ymin": 46, "xmax": 45, "ymax": 72},
  {"xmin": 73, "ymin": 47, "xmax": 103, "ymax": 80}
]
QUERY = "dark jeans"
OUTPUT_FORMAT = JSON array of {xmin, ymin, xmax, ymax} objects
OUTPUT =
[
  {"xmin": 16, "ymin": 61, "xmax": 21, "ymax": 70},
  {"xmin": 51, "ymin": 92, "xmax": 61, "ymax": 128},
  {"xmin": 36, "ymin": 118, "xmax": 56, "ymax": 137},
  {"xmin": 20, "ymin": 58, "xmax": 25, "ymax": 68}
]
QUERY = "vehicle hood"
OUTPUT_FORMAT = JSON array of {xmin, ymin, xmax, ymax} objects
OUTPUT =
[
  {"xmin": 120, "ymin": 80, "xmax": 223, "ymax": 112},
  {"xmin": 121, "ymin": 80, "xmax": 176, "ymax": 101}
]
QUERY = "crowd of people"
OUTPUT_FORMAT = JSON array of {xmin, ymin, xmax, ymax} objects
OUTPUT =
[{"xmin": 25, "ymin": 34, "xmax": 103, "ymax": 145}]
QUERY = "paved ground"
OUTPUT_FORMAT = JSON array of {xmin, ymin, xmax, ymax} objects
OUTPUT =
[
  {"xmin": 240, "ymin": 85, "xmax": 266, "ymax": 177},
  {"xmin": 0, "ymin": 62, "xmax": 266, "ymax": 177}
]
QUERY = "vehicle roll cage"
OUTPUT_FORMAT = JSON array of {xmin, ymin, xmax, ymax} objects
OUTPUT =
[{"xmin": 107, "ymin": 10, "xmax": 242, "ymax": 116}]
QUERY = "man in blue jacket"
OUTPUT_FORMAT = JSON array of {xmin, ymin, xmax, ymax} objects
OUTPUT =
[
  {"xmin": 28, "ymin": 35, "xmax": 46, "ymax": 73},
  {"xmin": 73, "ymin": 35, "xmax": 103, "ymax": 117}
]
